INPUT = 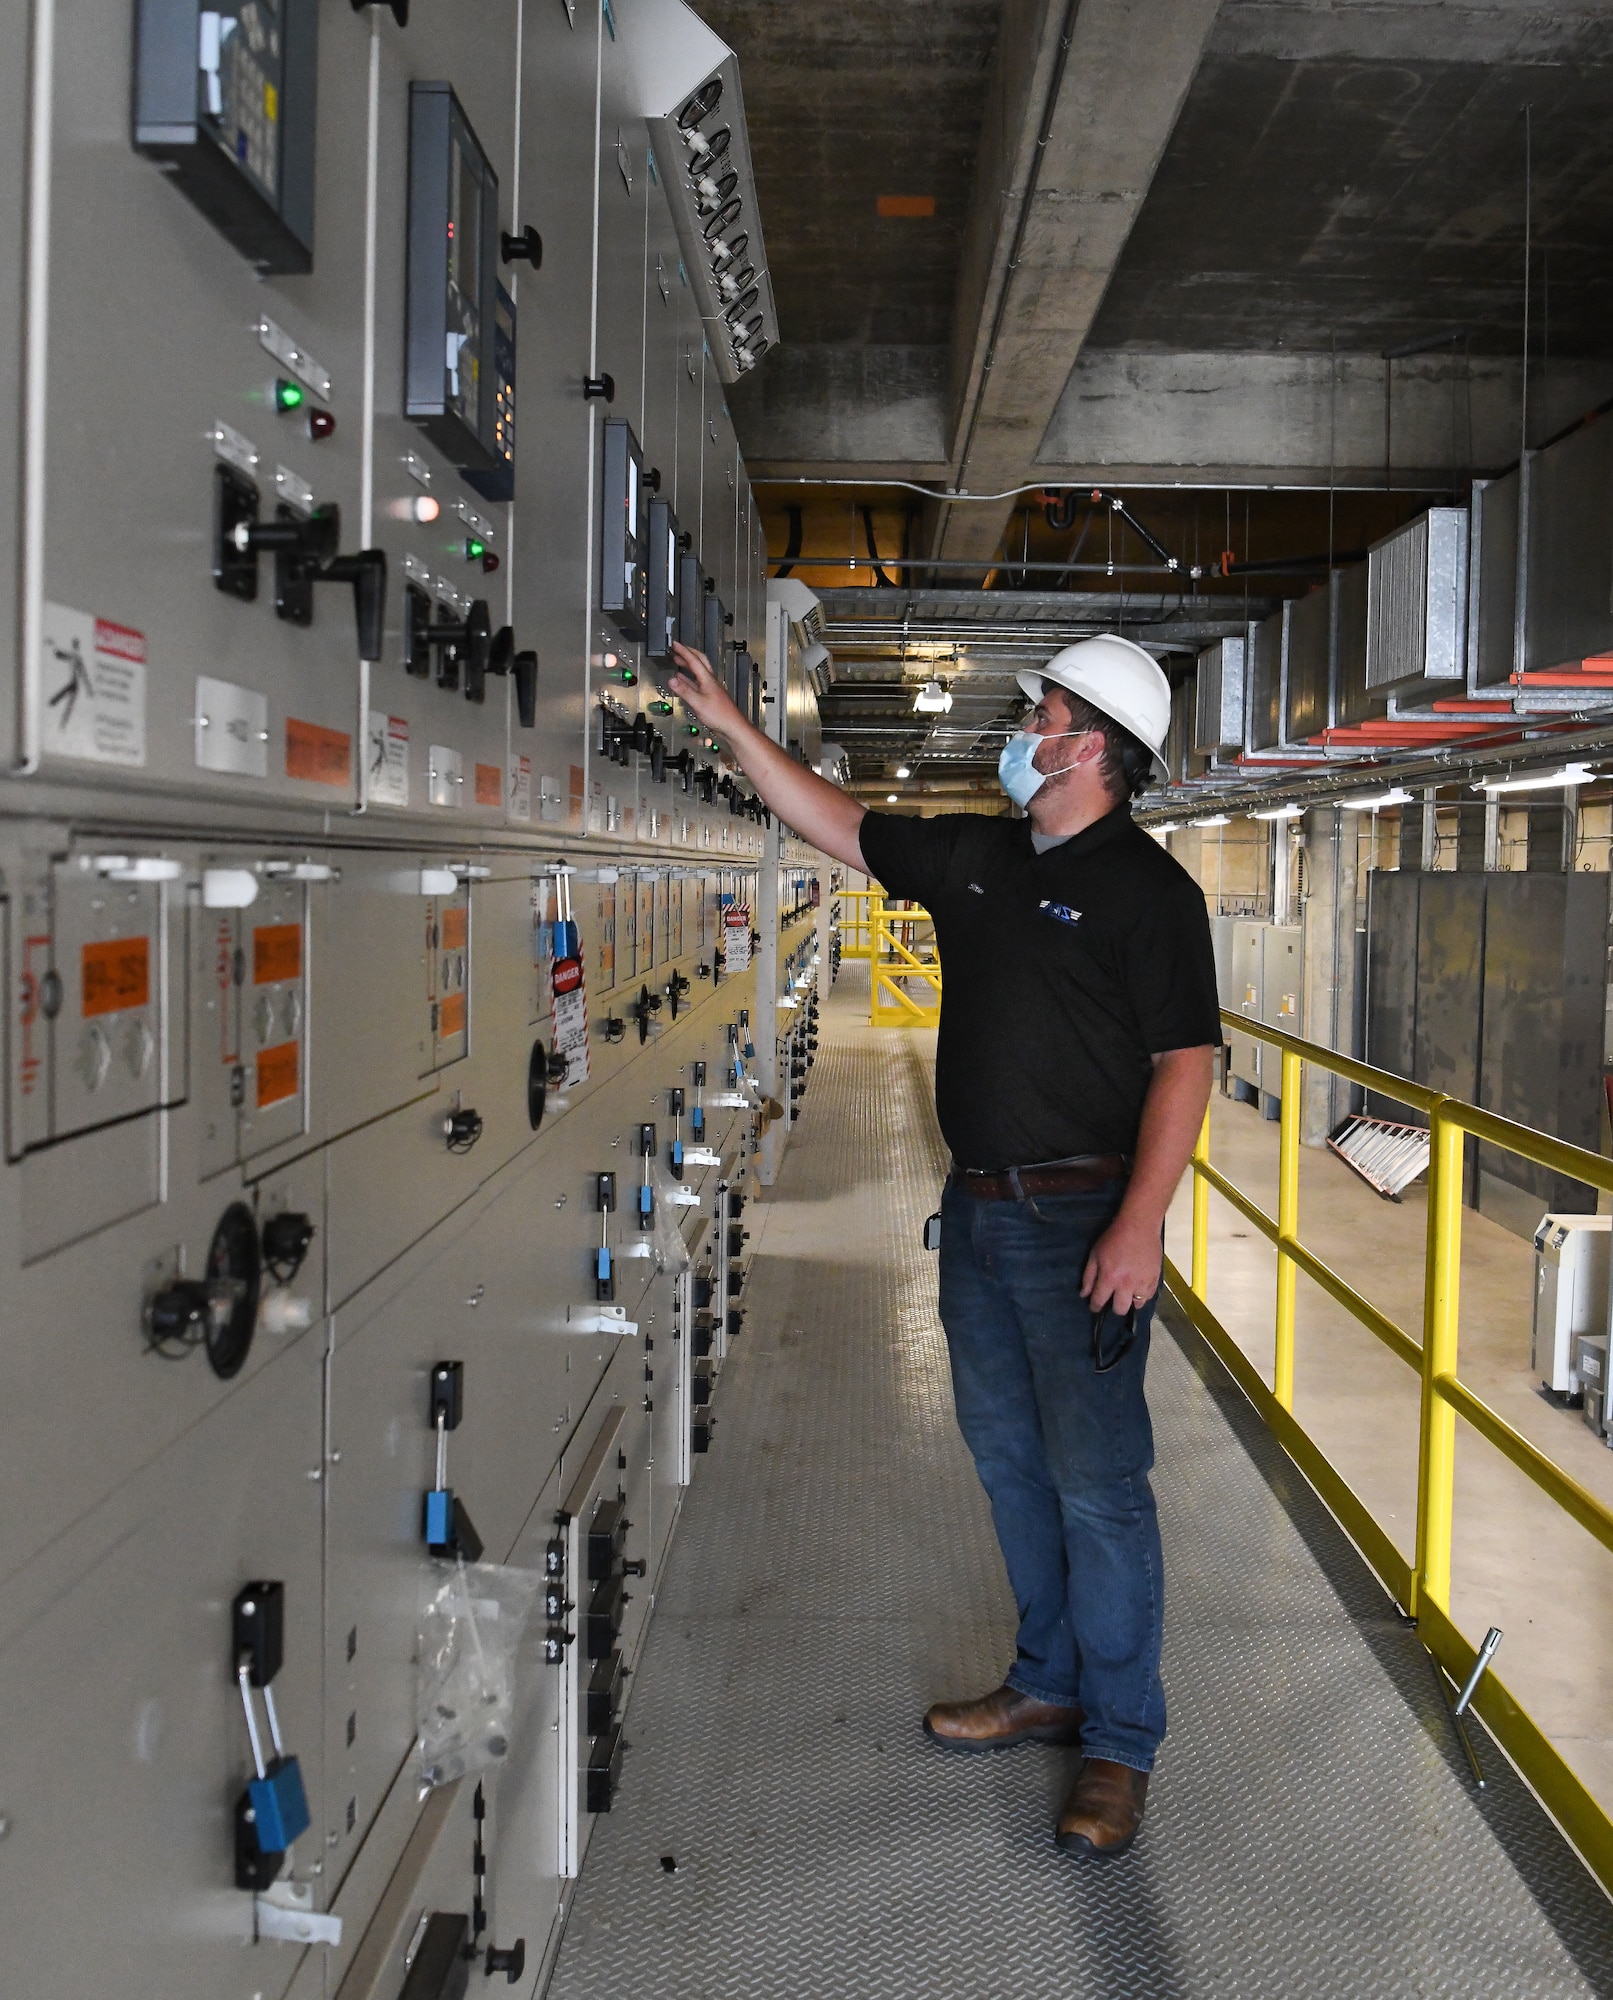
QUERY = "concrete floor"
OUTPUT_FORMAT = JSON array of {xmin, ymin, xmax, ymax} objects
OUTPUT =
[
  {"xmin": 548, "ymin": 976, "xmax": 1613, "ymax": 1997},
  {"xmin": 1165, "ymin": 1089, "xmax": 1613, "ymax": 1817}
]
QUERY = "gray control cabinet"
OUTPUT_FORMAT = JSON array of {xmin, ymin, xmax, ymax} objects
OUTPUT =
[{"xmin": 0, "ymin": 0, "xmax": 780, "ymax": 1992}]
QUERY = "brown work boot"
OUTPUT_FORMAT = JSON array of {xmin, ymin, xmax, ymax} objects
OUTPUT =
[
  {"xmin": 1055, "ymin": 1758, "xmax": 1150, "ymax": 1857},
  {"xmin": 923, "ymin": 1683, "xmax": 1083, "ymax": 1752}
]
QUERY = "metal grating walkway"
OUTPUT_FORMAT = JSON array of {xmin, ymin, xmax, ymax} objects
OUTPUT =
[{"xmin": 547, "ymin": 975, "xmax": 1613, "ymax": 1999}]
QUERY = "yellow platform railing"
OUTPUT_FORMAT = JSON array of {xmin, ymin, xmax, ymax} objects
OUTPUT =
[
  {"xmin": 837, "ymin": 887, "xmax": 878, "ymax": 960},
  {"xmin": 1171, "ymin": 1010, "xmax": 1613, "ymax": 1896},
  {"xmin": 869, "ymin": 900, "xmax": 941, "ymax": 1028}
]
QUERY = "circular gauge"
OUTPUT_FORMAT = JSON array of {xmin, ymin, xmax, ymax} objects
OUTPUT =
[{"xmin": 677, "ymin": 77, "xmax": 723, "ymax": 130}]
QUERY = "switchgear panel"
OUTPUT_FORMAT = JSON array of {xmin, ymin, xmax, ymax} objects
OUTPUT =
[
  {"xmin": 677, "ymin": 554, "xmax": 708, "ymax": 650},
  {"xmin": 407, "ymin": 83, "xmax": 504, "ymax": 476},
  {"xmin": 600, "ymin": 420, "xmax": 649, "ymax": 638},
  {"xmin": 646, "ymin": 499, "xmax": 682, "ymax": 662},
  {"xmin": 133, "ymin": 0, "xmax": 319, "ymax": 273}
]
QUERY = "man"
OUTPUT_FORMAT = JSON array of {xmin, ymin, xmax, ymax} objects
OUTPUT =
[{"xmin": 669, "ymin": 632, "xmax": 1218, "ymax": 1860}]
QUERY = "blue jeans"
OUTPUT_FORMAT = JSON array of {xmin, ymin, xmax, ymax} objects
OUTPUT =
[{"xmin": 938, "ymin": 1177, "xmax": 1166, "ymax": 1771}]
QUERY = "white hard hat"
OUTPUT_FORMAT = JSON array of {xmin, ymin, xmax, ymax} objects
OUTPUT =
[{"xmin": 1016, "ymin": 635, "xmax": 1171, "ymax": 785}]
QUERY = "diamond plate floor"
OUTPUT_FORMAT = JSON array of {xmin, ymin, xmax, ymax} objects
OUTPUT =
[{"xmin": 547, "ymin": 974, "xmax": 1613, "ymax": 1999}]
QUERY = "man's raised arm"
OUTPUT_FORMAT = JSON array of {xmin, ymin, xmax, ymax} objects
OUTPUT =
[{"xmin": 667, "ymin": 641, "xmax": 869, "ymax": 871}]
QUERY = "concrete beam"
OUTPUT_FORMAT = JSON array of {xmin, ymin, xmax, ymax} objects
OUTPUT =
[
  {"xmin": 935, "ymin": 0, "xmax": 1222, "ymax": 567},
  {"xmin": 726, "ymin": 344, "xmax": 948, "ymax": 475},
  {"xmin": 1037, "ymin": 349, "xmax": 1613, "ymax": 488}
]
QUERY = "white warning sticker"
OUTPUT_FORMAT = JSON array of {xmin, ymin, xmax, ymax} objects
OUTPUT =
[
  {"xmin": 366, "ymin": 711, "xmax": 409, "ymax": 807},
  {"xmin": 508, "ymin": 753, "xmax": 532, "ymax": 822},
  {"xmin": 41, "ymin": 603, "xmax": 146, "ymax": 766}
]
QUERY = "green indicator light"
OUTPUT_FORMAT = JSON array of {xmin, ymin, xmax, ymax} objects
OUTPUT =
[
  {"xmin": 650, "ymin": 699, "xmax": 673, "ymax": 715},
  {"xmin": 272, "ymin": 377, "xmax": 305, "ymax": 413},
  {"xmin": 465, "ymin": 536, "xmax": 486, "ymax": 561},
  {"xmin": 685, "ymin": 723, "xmax": 701, "ymax": 735},
  {"xmin": 614, "ymin": 667, "xmax": 638, "ymax": 686}
]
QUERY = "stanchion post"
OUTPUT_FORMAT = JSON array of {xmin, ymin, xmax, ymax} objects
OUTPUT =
[
  {"xmin": 1415, "ymin": 1103, "xmax": 1465, "ymax": 1616},
  {"xmin": 1273, "ymin": 1047, "xmax": 1302, "ymax": 1409}
]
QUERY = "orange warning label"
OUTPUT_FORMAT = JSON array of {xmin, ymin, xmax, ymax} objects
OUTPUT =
[
  {"xmin": 82, "ymin": 935, "xmax": 150, "ymax": 1017},
  {"xmin": 475, "ymin": 762, "xmax": 502, "ymax": 806},
  {"xmin": 285, "ymin": 718, "xmax": 352, "ymax": 787},
  {"xmin": 442, "ymin": 905, "xmax": 468, "ymax": 950},
  {"xmin": 253, "ymin": 923, "xmax": 302, "ymax": 985},
  {"xmin": 257, "ymin": 1039, "xmax": 300, "ymax": 1108},
  {"xmin": 439, "ymin": 991, "xmax": 466, "ymax": 1039}
]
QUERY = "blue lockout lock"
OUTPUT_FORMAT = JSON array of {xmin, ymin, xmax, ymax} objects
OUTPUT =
[
  {"xmin": 233, "ymin": 1581, "xmax": 311, "ymax": 1890},
  {"xmin": 638, "ymin": 1183, "xmax": 654, "ymax": 1224}
]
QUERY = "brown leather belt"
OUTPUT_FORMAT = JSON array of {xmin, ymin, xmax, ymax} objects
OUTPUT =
[{"xmin": 954, "ymin": 1154, "xmax": 1130, "ymax": 1200}]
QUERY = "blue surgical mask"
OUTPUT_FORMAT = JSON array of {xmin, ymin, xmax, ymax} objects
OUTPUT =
[{"xmin": 996, "ymin": 727, "xmax": 1089, "ymax": 807}]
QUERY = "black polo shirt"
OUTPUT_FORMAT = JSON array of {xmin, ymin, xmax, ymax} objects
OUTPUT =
[{"xmin": 858, "ymin": 803, "xmax": 1220, "ymax": 1170}]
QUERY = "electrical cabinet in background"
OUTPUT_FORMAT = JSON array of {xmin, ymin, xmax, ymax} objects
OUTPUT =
[
  {"xmin": 407, "ymin": 83, "xmax": 505, "ymax": 478},
  {"xmin": 1227, "ymin": 919, "xmax": 1264, "ymax": 1099},
  {"xmin": 601, "ymin": 421, "xmax": 649, "ymax": 639},
  {"xmin": 1531, "ymin": 1214, "xmax": 1611, "ymax": 1398},
  {"xmin": 1258, "ymin": 925, "xmax": 1302, "ymax": 1106},
  {"xmin": 134, "ymin": 0, "xmax": 319, "ymax": 273}
]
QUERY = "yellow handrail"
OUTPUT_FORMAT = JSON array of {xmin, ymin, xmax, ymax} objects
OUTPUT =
[
  {"xmin": 836, "ymin": 886, "xmax": 879, "ymax": 960},
  {"xmin": 869, "ymin": 900, "xmax": 941, "ymax": 1028},
  {"xmin": 1175, "ymin": 1005, "xmax": 1613, "ymax": 1895}
]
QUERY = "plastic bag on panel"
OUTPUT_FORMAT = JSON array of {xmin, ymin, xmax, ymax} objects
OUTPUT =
[
  {"xmin": 417, "ymin": 1558, "xmax": 541, "ymax": 1788},
  {"xmin": 652, "ymin": 1154, "xmax": 694, "ymax": 1274}
]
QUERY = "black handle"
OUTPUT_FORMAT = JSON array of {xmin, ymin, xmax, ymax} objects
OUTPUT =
[
  {"xmin": 486, "ymin": 1939, "xmax": 526, "ymax": 1983},
  {"xmin": 501, "ymin": 225, "xmax": 542, "ymax": 267},
  {"xmin": 238, "ymin": 502, "xmax": 341, "ymax": 566},
  {"xmin": 315, "ymin": 549, "xmax": 387, "ymax": 661},
  {"xmin": 350, "ymin": 0, "xmax": 409, "ymax": 23},
  {"xmin": 513, "ymin": 651, "xmax": 537, "ymax": 729},
  {"xmin": 584, "ymin": 374, "xmax": 616, "ymax": 403}
]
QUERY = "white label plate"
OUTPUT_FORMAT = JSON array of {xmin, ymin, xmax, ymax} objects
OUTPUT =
[
  {"xmin": 195, "ymin": 674, "xmax": 268, "ymax": 775},
  {"xmin": 367, "ymin": 711, "xmax": 410, "ymax": 806}
]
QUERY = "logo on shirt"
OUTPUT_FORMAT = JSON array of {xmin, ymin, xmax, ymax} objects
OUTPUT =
[
  {"xmin": 1039, "ymin": 900, "xmax": 1082, "ymax": 928},
  {"xmin": 967, "ymin": 882, "xmax": 985, "ymax": 895}
]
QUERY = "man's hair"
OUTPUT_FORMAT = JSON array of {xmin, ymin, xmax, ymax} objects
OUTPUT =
[{"xmin": 1047, "ymin": 687, "xmax": 1155, "ymax": 800}]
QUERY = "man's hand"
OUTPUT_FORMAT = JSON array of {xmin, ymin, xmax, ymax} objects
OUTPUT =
[
  {"xmin": 668, "ymin": 641, "xmax": 744, "ymax": 740},
  {"xmin": 1081, "ymin": 1211, "xmax": 1163, "ymax": 1319}
]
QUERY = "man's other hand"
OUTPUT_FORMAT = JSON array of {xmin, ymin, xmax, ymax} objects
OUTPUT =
[
  {"xmin": 668, "ymin": 641, "xmax": 743, "ymax": 738},
  {"xmin": 1080, "ymin": 1210, "xmax": 1163, "ymax": 1319}
]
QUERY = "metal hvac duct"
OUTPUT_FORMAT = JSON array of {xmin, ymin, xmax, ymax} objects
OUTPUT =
[{"xmin": 1364, "ymin": 507, "xmax": 1469, "ymax": 699}]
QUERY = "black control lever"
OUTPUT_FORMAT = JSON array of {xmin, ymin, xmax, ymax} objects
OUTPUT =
[
  {"xmin": 350, "ymin": 0, "xmax": 408, "ymax": 23},
  {"xmin": 512, "ymin": 651, "xmax": 537, "ymax": 727},
  {"xmin": 501, "ymin": 225, "xmax": 542, "ymax": 267},
  {"xmin": 485, "ymin": 1939, "xmax": 526, "ymax": 1983},
  {"xmin": 309, "ymin": 549, "xmax": 387, "ymax": 661},
  {"xmin": 406, "ymin": 589, "xmax": 491, "ymax": 694}
]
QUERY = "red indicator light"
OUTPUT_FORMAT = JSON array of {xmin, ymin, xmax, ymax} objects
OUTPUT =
[{"xmin": 307, "ymin": 407, "xmax": 336, "ymax": 441}]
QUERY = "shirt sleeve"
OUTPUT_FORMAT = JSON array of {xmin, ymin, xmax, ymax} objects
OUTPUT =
[
  {"xmin": 857, "ymin": 811, "xmax": 969, "ymax": 907},
  {"xmin": 1123, "ymin": 869, "xmax": 1223, "ymax": 1053}
]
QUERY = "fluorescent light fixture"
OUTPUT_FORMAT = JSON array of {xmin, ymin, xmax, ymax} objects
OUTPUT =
[
  {"xmin": 913, "ymin": 679, "xmax": 952, "ymax": 714},
  {"xmin": 894, "ymin": 765, "xmax": 911, "ymax": 780},
  {"xmin": 1472, "ymin": 761, "xmax": 1597, "ymax": 795},
  {"xmin": 885, "ymin": 793, "xmax": 898, "ymax": 803},
  {"xmin": 1190, "ymin": 814, "xmax": 1232, "ymax": 828},
  {"xmin": 1151, "ymin": 822, "xmax": 1181, "ymax": 835},
  {"xmin": 1250, "ymin": 803, "xmax": 1304, "ymax": 821},
  {"xmin": 1339, "ymin": 787, "xmax": 1415, "ymax": 811}
]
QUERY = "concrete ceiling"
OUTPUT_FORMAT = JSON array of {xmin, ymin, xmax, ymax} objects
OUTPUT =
[{"xmin": 692, "ymin": 0, "xmax": 1613, "ymax": 797}]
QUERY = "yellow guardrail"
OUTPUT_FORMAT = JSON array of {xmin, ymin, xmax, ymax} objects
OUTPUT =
[
  {"xmin": 869, "ymin": 899, "xmax": 941, "ymax": 1029},
  {"xmin": 837, "ymin": 887, "xmax": 878, "ymax": 960},
  {"xmin": 1172, "ymin": 1009, "xmax": 1613, "ymax": 1895}
]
